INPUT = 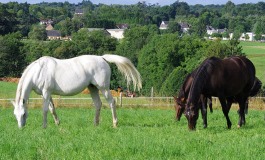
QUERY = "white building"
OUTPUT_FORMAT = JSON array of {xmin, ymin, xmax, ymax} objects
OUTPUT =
[{"xmin": 106, "ymin": 29, "xmax": 125, "ymax": 40}]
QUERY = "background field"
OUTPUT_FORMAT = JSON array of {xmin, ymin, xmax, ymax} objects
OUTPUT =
[{"xmin": 241, "ymin": 41, "xmax": 265, "ymax": 85}]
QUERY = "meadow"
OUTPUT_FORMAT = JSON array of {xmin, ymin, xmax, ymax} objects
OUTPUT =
[
  {"xmin": 241, "ymin": 41, "xmax": 265, "ymax": 85},
  {"xmin": 0, "ymin": 108, "xmax": 264, "ymax": 159}
]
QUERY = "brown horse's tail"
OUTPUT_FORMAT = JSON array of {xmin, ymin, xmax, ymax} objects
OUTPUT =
[{"xmin": 249, "ymin": 77, "xmax": 262, "ymax": 97}]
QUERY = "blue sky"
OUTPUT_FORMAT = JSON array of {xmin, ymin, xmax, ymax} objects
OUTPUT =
[{"xmin": 0, "ymin": 0, "xmax": 263, "ymax": 5}]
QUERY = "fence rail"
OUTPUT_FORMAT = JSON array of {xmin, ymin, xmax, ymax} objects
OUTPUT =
[{"xmin": 1, "ymin": 97, "xmax": 265, "ymax": 110}]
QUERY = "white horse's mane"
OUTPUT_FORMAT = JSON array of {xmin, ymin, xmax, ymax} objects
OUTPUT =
[{"xmin": 16, "ymin": 61, "xmax": 37, "ymax": 103}]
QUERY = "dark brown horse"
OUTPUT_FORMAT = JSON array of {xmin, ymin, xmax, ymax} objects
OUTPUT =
[
  {"xmin": 185, "ymin": 56, "xmax": 261, "ymax": 130},
  {"xmin": 174, "ymin": 71, "xmax": 213, "ymax": 128}
]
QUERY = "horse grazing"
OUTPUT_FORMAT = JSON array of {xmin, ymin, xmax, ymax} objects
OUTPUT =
[
  {"xmin": 185, "ymin": 56, "xmax": 260, "ymax": 130},
  {"xmin": 174, "ymin": 71, "xmax": 213, "ymax": 128},
  {"xmin": 12, "ymin": 54, "xmax": 142, "ymax": 128}
]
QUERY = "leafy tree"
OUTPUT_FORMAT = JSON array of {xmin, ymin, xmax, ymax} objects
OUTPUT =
[
  {"xmin": 71, "ymin": 29, "xmax": 117, "ymax": 55},
  {"xmin": 189, "ymin": 17, "xmax": 206, "ymax": 37},
  {"xmin": 223, "ymin": 1, "xmax": 235, "ymax": 17},
  {"xmin": 167, "ymin": 21, "xmax": 181, "ymax": 34},
  {"xmin": 0, "ymin": 4, "xmax": 18, "ymax": 35},
  {"xmin": 206, "ymin": 39, "xmax": 244, "ymax": 58},
  {"xmin": 160, "ymin": 67, "xmax": 186, "ymax": 96},
  {"xmin": 253, "ymin": 20, "xmax": 265, "ymax": 40},
  {"xmin": 28, "ymin": 24, "xmax": 47, "ymax": 40},
  {"xmin": 116, "ymin": 25, "xmax": 159, "ymax": 66},
  {"xmin": 54, "ymin": 40, "xmax": 76, "ymax": 58},
  {"xmin": 225, "ymin": 39, "xmax": 244, "ymax": 56},
  {"xmin": 22, "ymin": 40, "xmax": 47, "ymax": 62},
  {"xmin": 137, "ymin": 34, "xmax": 183, "ymax": 95},
  {"xmin": 0, "ymin": 32, "xmax": 25, "ymax": 77}
]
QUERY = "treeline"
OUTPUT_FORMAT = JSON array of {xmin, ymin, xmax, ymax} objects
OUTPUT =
[
  {"xmin": 0, "ymin": 1, "xmax": 263, "ymax": 96},
  {"xmin": 1, "ymin": 1, "xmax": 265, "ymax": 37}
]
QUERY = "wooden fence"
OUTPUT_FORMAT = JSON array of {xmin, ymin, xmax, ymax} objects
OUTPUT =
[{"xmin": 0, "ymin": 96, "xmax": 265, "ymax": 110}]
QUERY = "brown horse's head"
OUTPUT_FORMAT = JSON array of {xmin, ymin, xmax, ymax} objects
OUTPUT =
[
  {"xmin": 174, "ymin": 96, "xmax": 186, "ymax": 121},
  {"xmin": 185, "ymin": 102, "xmax": 199, "ymax": 130}
]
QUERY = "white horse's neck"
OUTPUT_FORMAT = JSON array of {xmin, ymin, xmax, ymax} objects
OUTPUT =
[{"xmin": 15, "ymin": 63, "xmax": 34, "ymax": 104}]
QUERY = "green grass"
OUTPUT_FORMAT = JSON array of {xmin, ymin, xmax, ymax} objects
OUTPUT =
[
  {"xmin": 240, "ymin": 41, "xmax": 265, "ymax": 85},
  {"xmin": 0, "ymin": 108, "xmax": 264, "ymax": 159}
]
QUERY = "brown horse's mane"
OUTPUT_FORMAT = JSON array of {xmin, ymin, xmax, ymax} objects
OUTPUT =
[{"xmin": 187, "ymin": 57, "xmax": 220, "ymax": 108}]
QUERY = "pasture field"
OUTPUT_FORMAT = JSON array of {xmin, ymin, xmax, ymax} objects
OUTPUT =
[
  {"xmin": 241, "ymin": 41, "xmax": 265, "ymax": 85},
  {"xmin": 0, "ymin": 107, "xmax": 264, "ymax": 159}
]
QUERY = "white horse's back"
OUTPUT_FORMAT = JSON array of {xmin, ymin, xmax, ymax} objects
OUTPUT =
[{"xmin": 25, "ymin": 55, "xmax": 109, "ymax": 96}]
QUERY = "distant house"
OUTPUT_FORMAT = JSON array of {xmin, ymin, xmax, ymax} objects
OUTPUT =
[
  {"xmin": 46, "ymin": 30, "xmax": 61, "ymax": 40},
  {"xmin": 40, "ymin": 19, "xmax": 53, "ymax": 25},
  {"xmin": 116, "ymin": 24, "xmax": 129, "ymax": 29},
  {"xmin": 75, "ymin": 8, "xmax": 84, "ymax": 15},
  {"xmin": 206, "ymin": 26, "xmax": 218, "ymax": 35},
  {"xmin": 106, "ymin": 29, "xmax": 125, "ymax": 40},
  {"xmin": 86, "ymin": 28, "xmax": 105, "ymax": 32},
  {"xmin": 179, "ymin": 22, "xmax": 190, "ymax": 33},
  {"xmin": 159, "ymin": 21, "xmax": 169, "ymax": 30},
  {"xmin": 206, "ymin": 26, "xmax": 226, "ymax": 35},
  {"xmin": 159, "ymin": 21, "xmax": 190, "ymax": 32},
  {"xmin": 239, "ymin": 32, "xmax": 255, "ymax": 41},
  {"xmin": 45, "ymin": 24, "xmax": 54, "ymax": 30}
]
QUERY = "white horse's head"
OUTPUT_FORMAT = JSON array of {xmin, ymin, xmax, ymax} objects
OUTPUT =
[{"xmin": 12, "ymin": 100, "xmax": 28, "ymax": 128}]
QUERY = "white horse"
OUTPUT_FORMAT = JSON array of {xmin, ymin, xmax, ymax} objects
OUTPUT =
[{"xmin": 12, "ymin": 54, "xmax": 142, "ymax": 128}]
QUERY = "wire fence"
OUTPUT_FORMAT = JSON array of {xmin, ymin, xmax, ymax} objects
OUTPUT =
[{"xmin": 1, "ymin": 96, "xmax": 265, "ymax": 110}]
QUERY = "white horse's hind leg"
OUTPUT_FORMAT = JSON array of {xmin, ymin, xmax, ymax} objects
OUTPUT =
[
  {"xmin": 49, "ymin": 98, "xmax": 60, "ymax": 125},
  {"xmin": 101, "ymin": 88, "xmax": 117, "ymax": 128},
  {"xmin": 88, "ymin": 85, "xmax": 102, "ymax": 126}
]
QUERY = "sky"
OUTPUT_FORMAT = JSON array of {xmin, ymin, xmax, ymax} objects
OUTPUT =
[{"xmin": 0, "ymin": 0, "xmax": 263, "ymax": 6}]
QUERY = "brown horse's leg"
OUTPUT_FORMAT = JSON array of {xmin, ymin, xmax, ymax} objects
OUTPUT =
[
  {"xmin": 208, "ymin": 97, "xmax": 213, "ymax": 113},
  {"xmin": 238, "ymin": 98, "xmax": 247, "ymax": 127},
  {"xmin": 200, "ymin": 96, "xmax": 208, "ymax": 128},
  {"xmin": 176, "ymin": 106, "xmax": 185, "ymax": 121},
  {"xmin": 219, "ymin": 97, "xmax": 232, "ymax": 129}
]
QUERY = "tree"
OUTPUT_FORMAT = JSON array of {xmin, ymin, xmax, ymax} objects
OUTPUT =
[
  {"xmin": 71, "ymin": 29, "xmax": 117, "ymax": 55},
  {"xmin": 253, "ymin": 20, "xmax": 264, "ymax": 41},
  {"xmin": 167, "ymin": 21, "xmax": 181, "ymax": 34},
  {"xmin": 137, "ymin": 34, "xmax": 183, "ymax": 95},
  {"xmin": 223, "ymin": 1, "xmax": 235, "ymax": 17},
  {"xmin": 190, "ymin": 17, "xmax": 206, "ymax": 37},
  {"xmin": 160, "ymin": 67, "xmax": 186, "ymax": 96},
  {"xmin": 116, "ymin": 25, "xmax": 159, "ymax": 66},
  {"xmin": 28, "ymin": 25, "xmax": 47, "ymax": 40},
  {"xmin": 0, "ymin": 32, "xmax": 26, "ymax": 77}
]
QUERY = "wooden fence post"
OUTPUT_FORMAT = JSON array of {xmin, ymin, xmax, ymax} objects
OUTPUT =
[{"xmin": 119, "ymin": 92, "xmax": 122, "ymax": 107}]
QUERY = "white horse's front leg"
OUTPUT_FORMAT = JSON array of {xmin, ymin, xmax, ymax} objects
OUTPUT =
[{"xmin": 49, "ymin": 98, "xmax": 60, "ymax": 125}]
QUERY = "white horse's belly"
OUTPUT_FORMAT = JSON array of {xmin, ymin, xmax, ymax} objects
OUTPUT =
[{"xmin": 53, "ymin": 76, "xmax": 90, "ymax": 96}]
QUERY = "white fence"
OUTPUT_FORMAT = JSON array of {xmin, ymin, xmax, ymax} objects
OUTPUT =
[{"xmin": 0, "ymin": 97, "xmax": 265, "ymax": 110}]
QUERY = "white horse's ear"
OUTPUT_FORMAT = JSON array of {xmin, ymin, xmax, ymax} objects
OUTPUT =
[{"xmin": 11, "ymin": 101, "xmax": 16, "ymax": 108}]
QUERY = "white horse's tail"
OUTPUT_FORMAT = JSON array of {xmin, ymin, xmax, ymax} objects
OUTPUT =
[{"xmin": 102, "ymin": 54, "xmax": 142, "ymax": 91}]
